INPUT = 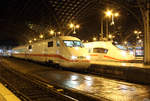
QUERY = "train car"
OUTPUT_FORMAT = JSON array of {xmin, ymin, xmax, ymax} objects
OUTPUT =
[
  {"xmin": 12, "ymin": 36, "xmax": 91, "ymax": 69},
  {"xmin": 12, "ymin": 45, "xmax": 27, "ymax": 59},
  {"xmin": 83, "ymin": 41, "xmax": 135, "ymax": 62}
]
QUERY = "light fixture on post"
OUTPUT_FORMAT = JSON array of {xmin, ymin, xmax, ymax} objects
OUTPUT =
[
  {"xmin": 134, "ymin": 30, "xmax": 142, "ymax": 39},
  {"xmin": 69, "ymin": 23, "xmax": 80, "ymax": 34},
  {"xmin": 105, "ymin": 9, "xmax": 119, "ymax": 40},
  {"xmin": 105, "ymin": 10, "xmax": 119, "ymax": 25}
]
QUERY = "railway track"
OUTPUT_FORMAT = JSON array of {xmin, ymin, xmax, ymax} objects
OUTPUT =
[
  {"xmin": 1, "ymin": 57, "xmax": 150, "ymax": 101},
  {"xmin": 0, "ymin": 60, "xmax": 104, "ymax": 101},
  {"xmin": 0, "ymin": 64, "xmax": 78, "ymax": 101}
]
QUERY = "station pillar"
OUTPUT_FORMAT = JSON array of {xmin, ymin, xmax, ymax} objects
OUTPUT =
[{"xmin": 144, "ymin": 2, "xmax": 150, "ymax": 65}]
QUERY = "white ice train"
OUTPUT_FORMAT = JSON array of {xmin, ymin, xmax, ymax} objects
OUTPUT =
[
  {"xmin": 12, "ymin": 36, "xmax": 91, "ymax": 69},
  {"xmin": 83, "ymin": 41, "xmax": 135, "ymax": 62}
]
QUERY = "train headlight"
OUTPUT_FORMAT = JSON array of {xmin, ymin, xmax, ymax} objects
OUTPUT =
[
  {"xmin": 86, "ymin": 56, "xmax": 91, "ymax": 60},
  {"xmin": 129, "ymin": 51, "xmax": 134, "ymax": 55},
  {"xmin": 71, "ymin": 56, "xmax": 77, "ymax": 60},
  {"xmin": 121, "ymin": 51, "xmax": 127, "ymax": 56}
]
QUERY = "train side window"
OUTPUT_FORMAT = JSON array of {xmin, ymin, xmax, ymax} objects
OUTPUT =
[
  {"xmin": 56, "ymin": 41, "xmax": 60, "ymax": 47},
  {"xmin": 28, "ymin": 45, "xmax": 32, "ymax": 49},
  {"xmin": 93, "ymin": 48, "xmax": 108, "ymax": 53},
  {"xmin": 48, "ymin": 41, "xmax": 53, "ymax": 47}
]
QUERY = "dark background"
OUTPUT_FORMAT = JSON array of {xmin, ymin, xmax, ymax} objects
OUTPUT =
[{"xmin": 0, "ymin": 0, "xmax": 142, "ymax": 47}]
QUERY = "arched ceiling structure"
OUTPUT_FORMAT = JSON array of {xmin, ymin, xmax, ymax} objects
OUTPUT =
[{"xmin": 0, "ymin": 0, "xmax": 143, "ymax": 46}]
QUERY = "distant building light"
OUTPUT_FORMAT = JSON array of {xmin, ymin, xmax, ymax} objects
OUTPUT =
[
  {"xmin": 124, "ymin": 41, "xmax": 127, "ymax": 44},
  {"xmin": 138, "ymin": 39, "xmax": 142, "ymax": 43},
  {"xmin": 39, "ymin": 34, "xmax": 44, "ymax": 39},
  {"xmin": 0, "ymin": 49, "xmax": 3, "ymax": 53},
  {"xmin": 93, "ymin": 37, "xmax": 97, "ymax": 41},
  {"xmin": 34, "ymin": 38, "xmax": 37, "ymax": 41}
]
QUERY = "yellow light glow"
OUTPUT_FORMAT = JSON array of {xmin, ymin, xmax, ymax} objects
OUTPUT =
[
  {"xmin": 124, "ymin": 41, "xmax": 127, "ymax": 44},
  {"xmin": 93, "ymin": 37, "xmax": 97, "ymax": 41},
  {"xmin": 114, "ymin": 12, "xmax": 119, "ymax": 17},
  {"xmin": 139, "ymin": 31, "xmax": 142, "ymax": 34},
  {"xmin": 39, "ymin": 34, "xmax": 44, "ymax": 39},
  {"xmin": 33, "ymin": 38, "xmax": 37, "ymax": 41},
  {"xmin": 138, "ymin": 39, "xmax": 142, "ymax": 43},
  {"xmin": 108, "ymin": 34, "xmax": 112, "ymax": 38},
  {"xmin": 137, "ymin": 36, "xmax": 140, "ymax": 39},
  {"xmin": 76, "ymin": 25, "xmax": 80, "ymax": 28},
  {"xmin": 134, "ymin": 30, "xmax": 138, "ymax": 34},
  {"xmin": 69, "ymin": 23, "xmax": 74, "ymax": 28},
  {"xmin": 29, "ymin": 40, "xmax": 32, "ymax": 43},
  {"xmin": 105, "ymin": 10, "xmax": 112, "ymax": 17},
  {"xmin": 57, "ymin": 32, "xmax": 61, "ymax": 35},
  {"xmin": 49, "ymin": 30, "xmax": 54, "ymax": 35}
]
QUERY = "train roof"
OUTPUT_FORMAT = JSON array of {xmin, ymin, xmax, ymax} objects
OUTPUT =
[
  {"xmin": 58, "ymin": 36, "xmax": 80, "ymax": 40},
  {"xmin": 13, "ymin": 36, "xmax": 81, "ymax": 49},
  {"xmin": 84, "ymin": 41, "xmax": 112, "ymax": 44},
  {"xmin": 83, "ymin": 41, "xmax": 114, "ymax": 49},
  {"xmin": 12, "ymin": 45, "xmax": 27, "ymax": 50},
  {"xmin": 84, "ymin": 41, "xmax": 112, "ymax": 45},
  {"xmin": 33, "ymin": 36, "xmax": 81, "ymax": 43}
]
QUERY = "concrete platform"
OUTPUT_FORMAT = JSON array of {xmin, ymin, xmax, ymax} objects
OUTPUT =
[
  {"xmin": 0, "ymin": 83, "xmax": 21, "ymax": 101},
  {"xmin": 91, "ymin": 61, "xmax": 147, "ymax": 68},
  {"xmin": 1, "ymin": 57, "xmax": 150, "ymax": 101},
  {"xmin": 89, "ymin": 61, "xmax": 150, "ymax": 84}
]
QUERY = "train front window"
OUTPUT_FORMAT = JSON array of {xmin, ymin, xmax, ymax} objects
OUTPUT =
[
  {"xmin": 63, "ymin": 40, "xmax": 83, "ymax": 47},
  {"xmin": 63, "ymin": 40, "xmax": 74, "ymax": 47},
  {"xmin": 73, "ymin": 41, "xmax": 83, "ymax": 47}
]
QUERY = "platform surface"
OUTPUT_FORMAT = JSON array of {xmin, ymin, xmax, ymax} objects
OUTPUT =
[
  {"xmin": 1, "ymin": 57, "xmax": 150, "ymax": 101},
  {"xmin": 0, "ymin": 83, "xmax": 21, "ymax": 101},
  {"xmin": 91, "ymin": 60, "xmax": 149, "ymax": 68}
]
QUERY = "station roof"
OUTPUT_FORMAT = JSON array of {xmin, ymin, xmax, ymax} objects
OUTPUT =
[{"xmin": 0, "ymin": 0, "xmax": 144, "ymax": 46}]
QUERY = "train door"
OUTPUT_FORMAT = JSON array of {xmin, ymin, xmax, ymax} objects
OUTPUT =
[
  {"xmin": 26, "ymin": 45, "xmax": 32, "ymax": 60},
  {"xmin": 46, "ymin": 40, "xmax": 53, "ymax": 63},
  {"xmin": 46, "ymin": 38, "xmax": 61, "ymax": 64}
]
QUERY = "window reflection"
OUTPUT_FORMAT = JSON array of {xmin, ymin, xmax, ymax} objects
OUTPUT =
[
  {"xmin": 63, "ymin": 40, "xmax": 84, "ymax": 47},
  {"xmin": 93, "ymin": 48, "xmax": 108, "ymax": 53}
]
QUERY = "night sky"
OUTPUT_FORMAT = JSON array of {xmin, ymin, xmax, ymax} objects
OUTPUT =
[{"xmin": 0, "ymin": 0, "xmax": 142, "ymax": 47}]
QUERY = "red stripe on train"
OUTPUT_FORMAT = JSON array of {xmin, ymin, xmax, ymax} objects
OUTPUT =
[
  {"xmin": 13, "ymin": 53, "xmax": 90, "ymax": 63},
  {"xmin": 104, "ymin": 55, "xmax": 129, "ymax": 61},
  {"xmin": 90, "ymin": 54, "xmax": 130, "ymax": 61}
]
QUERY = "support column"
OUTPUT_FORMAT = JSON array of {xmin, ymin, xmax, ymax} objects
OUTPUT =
[
  {"xmin": 144, "ymin": 1, "xmax": 150, "ymax": 64},
  {"xmin": 106, "ymin": 19, "xmax": 109, "ymax": 40},
  {"xmin": 100, "ymin": 16, "xmax": 103, "ymax": 40}
]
